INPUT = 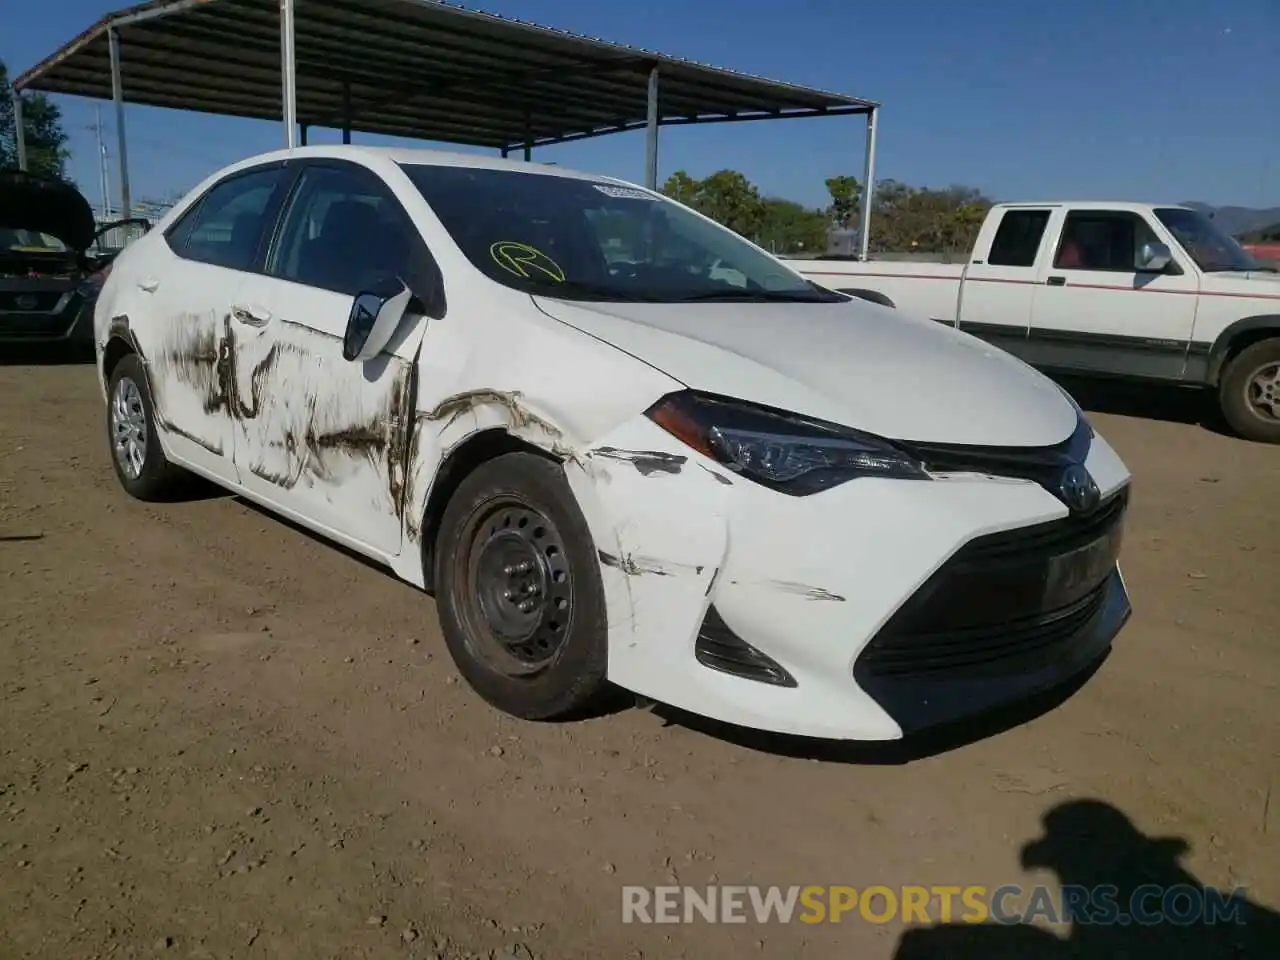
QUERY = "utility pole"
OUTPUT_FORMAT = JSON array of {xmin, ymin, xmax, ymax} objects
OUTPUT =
[{"xmin": 88, "ymin": 106, "xmax": 113, "ymax": 220}]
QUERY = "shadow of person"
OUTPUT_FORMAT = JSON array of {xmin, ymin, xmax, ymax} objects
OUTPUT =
[{"xmin": 893, "ymin": 799, "xmax": 1279, "ymax": 959}]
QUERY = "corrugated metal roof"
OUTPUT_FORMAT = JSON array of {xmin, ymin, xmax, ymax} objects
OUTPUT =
[{"xmin": 14, "ymin": 0, "xmax": 877, "ymax": 150}]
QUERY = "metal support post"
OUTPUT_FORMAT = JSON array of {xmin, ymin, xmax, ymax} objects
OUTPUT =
[
  {"xmin": 280, "ymin": 0, "xmax": 298, "ymax": 147},
  {"xmin": 341, "ymin": 80, "xmax": 352, "ymax": 143},
  {"xmin": 12, "ymin": 91, "xmax": 27, "ymax": 170},
  {"xmin": 857, "ymin": 106, "xmax": 878, "ymax": 261},
  {"xmin": 94, "ymin": 104, "xmax": 110, "ymax": 218},
  {"xmin": 644, "ymin": 66, "xmax": 660, "ymax": 189},
  {"xmin": 108, "ymin": 28, "xmax": 132, "ymax": 218}
]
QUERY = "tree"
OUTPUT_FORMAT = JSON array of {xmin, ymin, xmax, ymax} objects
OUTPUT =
[
  {"xmin": 1, "ymin": 57, "xmax": 71, "ymax": 179},
  {"xmin": 668, "ymin": 166, "xmax": 995, "ymax": 256},
  {"xmin": 758, "ymin": 197, "xmax": 830, "ymax": 255},
  {"xmin": 660, "ymin": 170, "xmax": 699, "ymax": 207},
  {"xmin": 1240, "ymin": 222, "xmax": 1280, "ymax": 243},
  {"xmin": 860, "ymin": 179, "xmax": 993, "ymax": 254},
  {"xmin": 661, "ymin": 168, "xmax": 766, "ymax": 241},
  {"xmin": 696, "ymin": 170, "xmax": 766, "ymax": 240},
  {"xmin": 824, "ymin": 175, "xmax": 861, "ymax": 229}
]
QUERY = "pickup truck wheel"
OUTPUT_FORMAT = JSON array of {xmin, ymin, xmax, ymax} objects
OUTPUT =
[
  {"xmin": 1219, "ymin": 340, "xmax": 1280, "ymax": 443},
  {"xmin": 433, "ymin": 452, "xmax": 610, "ymax": 721},
  {"xmin": 105, "ymin": 353, "xmax": 186, "ymax": 500}
]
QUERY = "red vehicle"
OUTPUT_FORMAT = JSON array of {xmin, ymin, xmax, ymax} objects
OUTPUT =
[{"xmin": 1242, "ymin": 241, "xmax": 1280, "ymax": 266}]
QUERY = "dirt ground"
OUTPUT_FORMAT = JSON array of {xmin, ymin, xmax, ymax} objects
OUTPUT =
[{"xmin": 1, "ymin": 355, "xmax": 1277, "ymax": 960}]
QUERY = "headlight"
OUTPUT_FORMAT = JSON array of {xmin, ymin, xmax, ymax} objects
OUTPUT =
[{"xmin": 645, "ymin": 390, "xmax": 930, "ymax": 495}]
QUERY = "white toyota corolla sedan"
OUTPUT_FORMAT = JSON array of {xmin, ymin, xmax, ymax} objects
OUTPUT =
[{"xmin": 93, "ymin": 146, "xmax": 1131, "ymax": 741}]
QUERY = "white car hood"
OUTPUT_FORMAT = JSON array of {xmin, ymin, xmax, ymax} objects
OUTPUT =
[{"xmin": 533, "ymin": 296, "xmax": 1078, "ymax": 447}]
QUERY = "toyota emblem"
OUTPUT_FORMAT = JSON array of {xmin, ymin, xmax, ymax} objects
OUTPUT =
[
  {"xmin": 14, "ymin": 294, "xmax": 39, "ymax": 311},
  {"xmin": 1058, "ymin": 464, "xmax": 1101, "ymax": 514}
]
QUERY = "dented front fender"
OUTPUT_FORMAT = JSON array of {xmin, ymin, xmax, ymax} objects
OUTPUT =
[
  {"xmin": 387, "ymin": 298, "xmax": 685, "ymax": 585},
  {"xmin": 566, "ymin": 416, "xmax": 733, "ymax": 681}
]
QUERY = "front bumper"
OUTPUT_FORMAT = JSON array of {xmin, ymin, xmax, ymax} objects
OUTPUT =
[
  {"xmin": 566, "ymin": 415, "xmax": 1132, "ymax": 742},
  {"xmin": 0, "ymin": 289, "xmax": 93, "ymax": 344}
]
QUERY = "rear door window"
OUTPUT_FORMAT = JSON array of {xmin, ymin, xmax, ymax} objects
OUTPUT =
[{"xmin": 987, "ymin": 210, "xmax": 1052, "ymax": 267}]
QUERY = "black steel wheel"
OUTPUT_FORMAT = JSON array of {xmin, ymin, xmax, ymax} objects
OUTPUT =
[
  {"xmin": 433, "ymin": 452, "xmax": 609, "ymax": 720},
  {"xmin": 461, "ymin": 498, "xmax": 575, "ymax": 673}
]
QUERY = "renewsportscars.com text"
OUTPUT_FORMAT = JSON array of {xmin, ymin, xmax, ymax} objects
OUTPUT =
[{"xmin": 621, "ymin": 884, "xmax": 1249, "ymax": 926}]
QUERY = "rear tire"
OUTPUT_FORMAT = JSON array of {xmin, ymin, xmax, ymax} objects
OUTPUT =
[
  {"xmin": 1219, "ymin": 339, "xmax": 1280, "ymax": 443},
  {"xmin": 105, "ymin": 353, "xmax": 186, "ymax": 500},
  {"xmin": 433, "ymin": 452, "xmax": 610, "ymax": 720}
]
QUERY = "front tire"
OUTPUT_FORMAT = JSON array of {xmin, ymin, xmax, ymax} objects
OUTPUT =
[
  {"xmin": 106, "ymin": 353, "xmax": 185, "ymax": 500},
  {"xmin": 1219, "ymin": 339, "xmax": 1280, "ymax": 443},
  {"xmin": 433, "ymin": 452, "xmax": 610, "ymax": 720}
]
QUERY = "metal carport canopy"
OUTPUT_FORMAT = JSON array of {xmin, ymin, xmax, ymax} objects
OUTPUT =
[{"xmin": 12, "ymin": 0, "xmax": 881, "ymax": 257}]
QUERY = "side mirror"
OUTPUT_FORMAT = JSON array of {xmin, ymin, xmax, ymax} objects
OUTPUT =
[
  {"xmin": 1137, "ymin": 242, "xmax": 1173, "ymax": 273},
  {"xmin": 342, "ymin": 278, "xmax": 412, "ymax": 362}
]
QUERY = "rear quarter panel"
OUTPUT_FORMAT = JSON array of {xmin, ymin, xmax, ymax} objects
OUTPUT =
[{"xmin": 92, "ymin": 235, "xmax": 156, "ymax": 398}]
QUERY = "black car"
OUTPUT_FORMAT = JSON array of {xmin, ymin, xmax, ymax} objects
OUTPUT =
[{"xmin": 1, "ymin": 170, "xmax": 148, "ymax": 357}]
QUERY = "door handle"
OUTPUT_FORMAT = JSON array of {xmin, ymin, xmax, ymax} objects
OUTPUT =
[
  {"xmin": 231, "ymin": 304, "xmax": 271, "ymax": 327},
  {"xmin": 1046, "ymin": 276, "xmax": 1067, "ymax": 287},
  {"xmin": 137, "ymin": 279, "xmax": 160, "ymax": 293}
]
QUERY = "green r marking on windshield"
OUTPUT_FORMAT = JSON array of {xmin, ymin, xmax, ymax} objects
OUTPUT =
[{"xmin": 489, "ymin": 241, "xmax": 566, "ymax": 283}]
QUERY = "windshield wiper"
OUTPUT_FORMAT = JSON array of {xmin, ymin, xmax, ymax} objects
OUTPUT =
[
  {"xmin": 672, "ymin": 289, "xmax": 836, "ymax": 303},
  {"xmin": 527, "ymin": 280, "xmax": 663, "ymax": 302}
]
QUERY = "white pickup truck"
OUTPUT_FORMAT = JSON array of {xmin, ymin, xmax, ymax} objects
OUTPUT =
[{"xmin": 787, "ymin": 202, "xmax": 1280, "ymax": 443}]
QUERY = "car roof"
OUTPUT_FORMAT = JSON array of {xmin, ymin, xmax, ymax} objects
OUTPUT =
[
  {"xmin": 992, "ymin": 200, "xmax": 1193, "ymax": 213},
  {"xmin": 224, "ymin": 144, "xmax": 636, "ymax": 187}
]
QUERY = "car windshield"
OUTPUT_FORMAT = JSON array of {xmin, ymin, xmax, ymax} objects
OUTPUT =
[
  {"xmin": 1154, "ymin": 208, "xmax": 1258, "ymax": 273},
  {"xmin": 0, "ymin": 229, "xmax": 70, "ymax": 255},
  {"xmin": 401, "ymin": 164, "xmax": 842, "ymax": 303}
]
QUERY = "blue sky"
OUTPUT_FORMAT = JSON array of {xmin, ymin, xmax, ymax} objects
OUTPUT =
[{"xmin": 3, "ymin": 0, "xmax": 1277, "ymax": 213}]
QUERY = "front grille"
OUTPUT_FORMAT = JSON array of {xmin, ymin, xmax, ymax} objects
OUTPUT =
[
  {"xmin": 695, "ymin": 606, "xmax": 796, "ymax": 687},
  {"xmin": 901, "ymin": 415, "xmax": 1094, "ymax": 504},
  {"xmin": 0, "ymin": 314, "xmax": 78, "ymax": 337},
  {"xmin": 857, "ymin": 581, "xmax": 1109, "ymax": 679},
  {"xmin": 855, "ymin": 488, "xmax": 1127, "ymax": 681},
  {"xmin": 0, "ymin": 290, "xmax": 65, "ymax": 312}
]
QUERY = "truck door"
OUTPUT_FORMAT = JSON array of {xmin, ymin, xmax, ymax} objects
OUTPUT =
[
  {"xmin": 955, "ymin": 207, "xmax": 1054, "ymax": 361},
  {"xmin": 1026, "ymin": 208, "xmax": 1200, "ymax": 379}
]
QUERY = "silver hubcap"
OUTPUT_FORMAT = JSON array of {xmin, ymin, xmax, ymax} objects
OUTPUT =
[
  {"xmin": 110, "ymin": 377, "xmax": 148, "ymax": 480},
  {"xmin": 1245, "ymin": 361, "xmax": 1280, "ymax": 422}
]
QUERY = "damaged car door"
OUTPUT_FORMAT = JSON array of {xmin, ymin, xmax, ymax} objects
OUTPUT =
[
  {"xmin": 141, "ymin": 164, "xmax": 291, "ymax": 473},
  {"xmin": 227, "ymin": 160, "xmax": 440, "ymax": 556}
]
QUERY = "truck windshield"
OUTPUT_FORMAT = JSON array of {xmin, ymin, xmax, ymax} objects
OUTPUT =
[
  {"xmin": 1154, "ymin": 208, "xmax": 1259, "ymax": 273},
  {"xmin": 401, "ymin": 164, "xmax": 842, "ymax": 304}
]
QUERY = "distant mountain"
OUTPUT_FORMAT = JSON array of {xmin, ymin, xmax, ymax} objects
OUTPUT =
[{"xmin": 1180, "ymin": 202, "xmax": 1280, "ymax": 238}]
